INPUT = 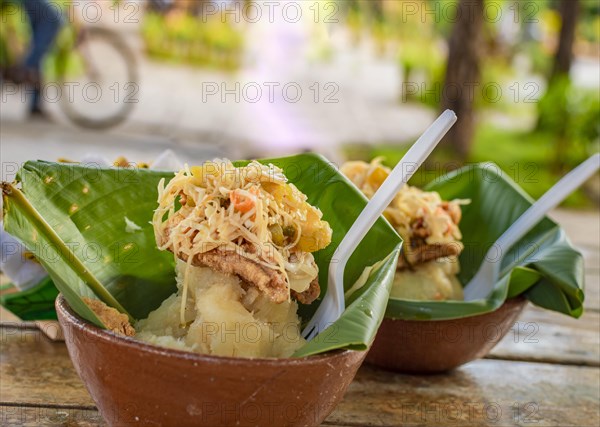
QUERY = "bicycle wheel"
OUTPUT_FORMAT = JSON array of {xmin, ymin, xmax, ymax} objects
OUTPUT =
[{"xmin": 56, "ymin": 27, "xmax": 138, "ymax": 130}]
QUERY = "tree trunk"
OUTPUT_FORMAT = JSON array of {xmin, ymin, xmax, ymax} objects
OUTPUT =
[
  {"xmin": 440, "ymin": 0, "xmax": 485, "ymax": 160},
  {"xmin": 368, "ymin": 0, "xmax": 385, "ymax": 22},
  {"xmin": 551, "ymin": 0, "xmax": 580, "ymax": 82},
  {"xmin": 545, "ymin": 0, "xmax": 580, "ymax": 171}
]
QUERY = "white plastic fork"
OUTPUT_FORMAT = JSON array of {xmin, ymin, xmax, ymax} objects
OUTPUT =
[
  {"xmin": 302, "ymin": 110, "xmax": 458, "ymax": 341},
  {"xmin": 463, "ymin": 153, "xmax": 600, "ymax": 301}
]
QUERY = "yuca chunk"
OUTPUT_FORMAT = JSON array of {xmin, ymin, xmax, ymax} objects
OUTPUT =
[{"xmin": 136, "ymin": 264, "xmax": 305, "ymax": 358}]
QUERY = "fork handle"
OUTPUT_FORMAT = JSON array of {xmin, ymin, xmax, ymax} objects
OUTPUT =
[{"xmin": 493, "ymin": 153, "xmax": 599, "ymax": 256}]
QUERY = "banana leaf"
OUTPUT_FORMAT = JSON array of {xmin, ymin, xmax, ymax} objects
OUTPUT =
[
  {"xmin": 2, "ymin": 154, "xmax": 402, "ymax": 357},
  {"xmin": 386, "ymin": 163, "xmax": 585, "ymax": 321}
]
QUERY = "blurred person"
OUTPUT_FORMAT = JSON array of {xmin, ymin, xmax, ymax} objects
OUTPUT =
[{"xmin": 6, "ymin": 0, "xmax": 64, "ymax": 117}]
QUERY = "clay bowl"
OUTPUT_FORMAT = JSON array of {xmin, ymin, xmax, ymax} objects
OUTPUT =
[
  {"xmin": 56, "ymin": 295, "xmax": 366, "ymax": 427},
  {"xmin": 366, "ymin": 297, "xmax": 527, "ymax": 374}
]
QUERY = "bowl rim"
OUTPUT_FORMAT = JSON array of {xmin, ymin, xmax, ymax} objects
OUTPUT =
[{"xmin": 56, "ymin": 294, "xmax": 357, "ymax": 366}]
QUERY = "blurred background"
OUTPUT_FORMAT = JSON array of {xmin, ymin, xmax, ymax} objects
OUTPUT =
[{"xmin": 1, "ymin": 0, "xmax": 599, "ymax": 206}]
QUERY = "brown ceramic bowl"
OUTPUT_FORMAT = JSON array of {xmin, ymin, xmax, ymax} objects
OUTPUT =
[
  {"xmin": 56, "ymin": 295, "xmax": 366, "ymax": 427},
  {"xmin": 366, "ymin": 297, "xmax": 527, "ymax": 374}
]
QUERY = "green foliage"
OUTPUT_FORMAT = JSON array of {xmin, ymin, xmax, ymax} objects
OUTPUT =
[
  {"xmin": 3, "ymin": 155, "xmax": 402, "ymax": 357},
  {"xmin": 141, "ymin": 12, "xmax": 244, "ymax": 70},
  {"xmin": 537, "ymin": 76, "xmax": 570, "ymax": 133},
  {"xmin": 579, "ymin": 1, "xmax": 600, "ymax": 43},
  {"xmin": 398, "ymin": 40, "xmax": 446, "ymax": 108},
  {"xmin": 537, "ymin": 76, "xmax": 600, "ymax": 171},
  {"xmin": 516, "ymin": 41, "xmax": 553, "ymax": 76},
  {"xmin": 0, "ymin": 1, "xmax": 30, "ymax": 66}
]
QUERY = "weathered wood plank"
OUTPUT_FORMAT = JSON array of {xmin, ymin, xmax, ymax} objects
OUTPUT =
[
  {"xmin": 0, "ymin": 325, "xmax": 94, "ymax": 407},
  {"xmin": 0, "ymin": 405, "xmax": 359, "ymax": 427},
  {"xmin": 0, "ymin": 305, "xmax": 23, "ymax": 324},
  {"xmin": 584, "ymin": 271, "xmax": 599, "ymax": 311},
  {"xmin": 582, "ymin": 247, "xmax": 599, "ymax": 274},
  {"xmin": 0, "ymin": 405, "xmax": 102, "ymax": 427},
  {"xmin": 488, "ymin": 305, "xmax": 600, "ymax": 366},
  {"xmin": 549, "ymin": 210, "xmax": 599, "ymax": 249},
  {"xmin": 328, "ymin": 361, "xmax": 600, "ymax": 427}
]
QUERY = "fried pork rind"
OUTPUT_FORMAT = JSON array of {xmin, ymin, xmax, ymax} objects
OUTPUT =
[
  {"xmin": 176, "ymin": 245, "xmax": 290, "ymax": 304},
  {"xmin": 153, "ymin": 160, "xmax": 332, "ymax": 305},
  {"xmin": 83, "ymin": 297, "xmax": 135, "ymax": 337}
]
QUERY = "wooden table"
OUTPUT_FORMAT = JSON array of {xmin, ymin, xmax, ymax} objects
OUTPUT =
[{"xmin": 1, "ymin": 210, "xmax": 599, "ymax": 426}]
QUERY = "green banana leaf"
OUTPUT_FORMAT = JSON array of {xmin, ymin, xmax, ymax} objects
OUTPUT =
[
  {"xmin": 386, "ymin": 163, "xmax": 585, "ymax": 321},
  {"xmin": 2, "ymin": 154, "xmax": 402, "ymax": 357}
]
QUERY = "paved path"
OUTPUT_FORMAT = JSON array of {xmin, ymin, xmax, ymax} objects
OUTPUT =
[{"xmin": 0, "ymin": 120, "xmax": 233, "ymax": 182}]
